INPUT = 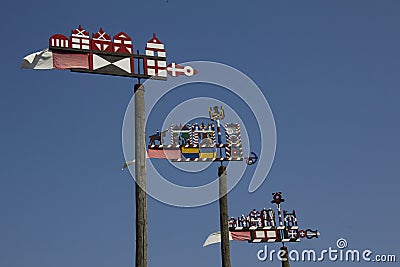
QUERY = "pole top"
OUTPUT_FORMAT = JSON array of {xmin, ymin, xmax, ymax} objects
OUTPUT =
[{"xmin": 134, "ymin": 83, "xmax": 144, "ymax": 92}]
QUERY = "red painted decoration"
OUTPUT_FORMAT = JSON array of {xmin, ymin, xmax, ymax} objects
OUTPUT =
[
  {"xmin": 145, "ymin": 33, "xmax": 166, "ymax": 58},
  {"xmin": 113, "ymin": 32, "xmax": 133, "ymax": 54},
  {"xmin": 92, "ymin": 28, "xmax": 113, "ymax": 52},
  {"xmin": 70, "ymin": 25, "xmax": 90, "ymax": 50},
  {"xmin": 49, "ymin": 34, "xmax": 70, "ymax": 48},
  {"xmin": 144, "ymin": 33, "xmax": 167, "ymax": 77}
]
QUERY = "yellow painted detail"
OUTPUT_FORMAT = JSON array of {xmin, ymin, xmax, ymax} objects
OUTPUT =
[
  {"xmin": 181, "ymin": 147, "xmax": 200, "ymax": 153},
  {"xmin": 200, "ymin": 152, "xmax": 217, "ymax": 158}
]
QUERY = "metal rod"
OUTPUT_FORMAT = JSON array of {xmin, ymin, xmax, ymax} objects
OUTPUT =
[
  {"xmin": 216, "ymin": 119, "xmax": 223, "ymax": 161},
  {"xmin": 277, "ymin": 203, "xmax": 283, "ymax": 226},
  {"xmin": 218, "ymin": 165, "xmax": 231, "ymax": 267},
  {"xmin": 137, "ymin": 49, "xmax": 141, "ymax": 77},
  {"xmin": 134, "ymin": 83, "xmax": 147, "ymax": 267}
]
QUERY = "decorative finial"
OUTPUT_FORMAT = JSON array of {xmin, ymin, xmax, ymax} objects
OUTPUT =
[{"xmin": 271, "ymin": 192, "xmax": 285, "ymax": 205}]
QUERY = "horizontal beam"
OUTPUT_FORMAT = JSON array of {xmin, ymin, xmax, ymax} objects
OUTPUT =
[
  {"xmin": 148, "ymin": 144, "xmax": 242, "ymax": 149},
  {"xmin": 49, "ymin": 46, "xmax": 166, "ymax": 60},
  {"xmin": 230, "ymin": 226, "xmax": 298, "ymax": 231},
  {"xmin": 70, "ymin": 68, "xmax": 167, "ymax": 80},
  {"xmin": 170, "ymin": 157, "xmax": 243, "ymax": 162}
]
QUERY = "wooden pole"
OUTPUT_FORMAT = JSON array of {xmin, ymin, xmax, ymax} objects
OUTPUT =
[
  {"xmin": 134, "ymin": 83, "xmax": 147, "ymax": 267},
  {"xmin": 280, "ymin": 246, "xmax": 290, "ymax": 267},
  {"xmin": 218, "ymin": 165, "xmax": 231, "ymax": 267}
]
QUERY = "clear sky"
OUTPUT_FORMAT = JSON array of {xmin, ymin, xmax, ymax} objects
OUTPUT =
[{"xmin": 1, "ymin": 0, "xmax": 399, "ymax": 266}]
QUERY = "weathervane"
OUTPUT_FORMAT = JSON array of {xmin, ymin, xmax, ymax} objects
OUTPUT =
[
  {"xmin": 22, "ymin": 25, "xmax": 197, "ymax": 80},
  {"xmin": 144, "ymin": 107, "xmax": 256, "ymax": 163},
  {"xmin": 204, "ymin": 192, "xmax": 319, "ymax": 245}
]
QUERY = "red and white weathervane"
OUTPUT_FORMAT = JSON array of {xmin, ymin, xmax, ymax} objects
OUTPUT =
[
  {"xmin": 21, "ymin": 25, "xmax": 197, "ymax": 80},
  {"xmin": 203, "ymin": 192, "xmax": 320, "ymax": 246}
]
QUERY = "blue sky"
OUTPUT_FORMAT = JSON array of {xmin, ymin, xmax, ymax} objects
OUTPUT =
[{"xmin": 1, "ymin": 0, "xmax": 399, "ymax": 266}]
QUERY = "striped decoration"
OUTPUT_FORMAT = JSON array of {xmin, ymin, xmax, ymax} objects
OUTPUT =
[
  {"xmin": 193, "ymin": 131, "xmax": 199, "ymax": 146},
  {"xmin": 190, "ymin": 126, "xmax": 195, "ymax": 146},
  {"xmin": 170, "ymin": 157, "xmax": 243, "ymax": 162},
  {"xmin": 225, "ymin": 123, "xmax": 243, "ymax": 158},
  {"xmin": 170, "ymin": 124, "xmax": 175, "ymax": 145}
]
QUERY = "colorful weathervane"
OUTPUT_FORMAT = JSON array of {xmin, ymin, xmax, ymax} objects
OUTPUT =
[
  {"xmin": 203, "ymin": 192, "xmax": 319, "ymax": 246},
  {"xmin": 146, "ymin": 106, "xmax": 256, "ymax": 163},
  {"xmin": 21, "ymin": 25, "xmax": 197, "ymax": 79}
]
